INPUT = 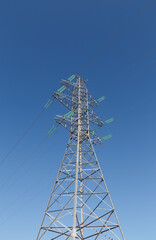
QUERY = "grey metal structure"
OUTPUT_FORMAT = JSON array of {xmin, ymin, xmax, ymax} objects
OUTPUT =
[{"xmin": 36, "ymin": 76, "xmax": 125, "ymax": 240}]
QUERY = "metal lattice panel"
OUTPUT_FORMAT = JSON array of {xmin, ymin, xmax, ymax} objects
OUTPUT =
[{"xmin": 36, "ymin": 76, "xmax": 125, "ymax": 240}]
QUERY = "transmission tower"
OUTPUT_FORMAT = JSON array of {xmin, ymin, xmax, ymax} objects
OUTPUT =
[{"xmin": 36, "ymin": 76, "xmax": 125, "ymax": 240}]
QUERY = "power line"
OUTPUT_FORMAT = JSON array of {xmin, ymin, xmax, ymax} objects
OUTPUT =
[
  {"xmin": 93, "ymin": 90, "xmax": 156, "ymax": 135},
  {"xmin": 113, "ymin": 93, "xmax": 156, "ymax": 121},
  {"xmin": 0, "ymin": 124, "xmax": 59, "ymax": 190},
  {"xmin": 94, "ymin": 48, "xmax": 156, "ymax": 98},
  {"xmin": 0, "ymin": 74, "xmax": 76, "ymax": 166},
  {"xmin": 93, "ymin": 54, "xmax": 155, "ymax": 120},
  {"xmin": 76, "ymin": 0, "xmax": 156, "ymax": 74},
  {"xmin": 1, "ymin": 0, "xmax": 154, "ymax": 168},
  {"xmin": 0, "ymin": 181, "xmax": 52, "ymax": 227},
  {"xmin": 0, "ymin": 135, "xmax": 48, "ymax": 189},
  {"xmin": 100, "ymin": 110, "xmax": 156, "ymax": 144},
  {"xmin": 0, "ymin": 167, "xmax": 50, "ymax": 216},
  {"xmin": 0, "ymin": 97, "xmax": 53, "ymax": 166},
  {"xmin": 0, "ymin": 110, "xmax": 43, "ymax": 166},
  {"xmin": 0, "ymin": 140, "xmax": 51, "ymax": 195},
  {"xmin": 104, "ymin": 93, "xmax": 155, "ymax": 126},
  {"xmin": 90, "ymin": 56, "xmax": 156, "ymax": 133},
  {"xmin": 100, "ymin": 57, "xmax": 156, "ymax": 116}
]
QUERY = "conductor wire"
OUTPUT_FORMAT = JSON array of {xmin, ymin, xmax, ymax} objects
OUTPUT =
[
  {"xmin": 0, "ymin": 124, "xmax": 59, "ymax": 189},
  {"xmin": 0, "ymin": 135, "xmax": 48, "ymax": 189},
  {"xmin": 100, "ymin": 110, "xmax": 156, "ymax": 146},
  {"xmin": 0, "ymin": 96, "xmax": 54, "ymax": 166},
  {"xmin": 76, "ymin": 0, "xmax": 156, "ymax": 74},
  {"xmin": 95, "ymin": 48, "xmax": 156, "ymax": 97}
]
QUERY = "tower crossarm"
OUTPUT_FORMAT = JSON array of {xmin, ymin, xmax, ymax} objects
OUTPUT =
[
  {"xmin": 55, "ymin": 115, "xmax": 71, "ymax": 132},
  {"xmin": 53, "ymin": 92, "xmax": 77, "ymax": 110},
  {"xmin": 60, "ymin": 79, "xmax": 77, "ymax": 91},
  {"xmin": 60, "ymin": 79, "xmax": 98, "ymax": 108},
  {"xmin": 88, "ymin": 94, "xmax": 98, "ymax": 107},
  {"xmin": 88, "ymin": 108, "xmax": 104, "ymax": 127},
  {"xmin": 55, "ymin": 115, "xmax": 103, "ymax": 145}
]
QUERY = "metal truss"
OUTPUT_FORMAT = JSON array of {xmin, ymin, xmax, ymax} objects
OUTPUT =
[{"xmin": 36, "ymin": 76, "xmax": 125, "ymax": 240}]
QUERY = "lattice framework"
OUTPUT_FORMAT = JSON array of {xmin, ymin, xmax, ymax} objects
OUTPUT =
[{"xmin": 36, "ymin": 76, "xmax": 125, "ymax": 240}]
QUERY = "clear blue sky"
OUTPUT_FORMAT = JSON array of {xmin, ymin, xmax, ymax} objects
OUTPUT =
[{"xmin": 0, "ymin": 0, "xmax": 156, "ymax": 239}]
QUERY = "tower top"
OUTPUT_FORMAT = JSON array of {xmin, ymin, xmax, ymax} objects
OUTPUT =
[{"xmin": 54, "ymin": 75, "xmax": 104, "ymax": 145}]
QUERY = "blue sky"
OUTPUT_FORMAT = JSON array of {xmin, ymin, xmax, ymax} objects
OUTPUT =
[{"xmin": 0, "ymin": 0, "xmax": 156, "ymax": 239}]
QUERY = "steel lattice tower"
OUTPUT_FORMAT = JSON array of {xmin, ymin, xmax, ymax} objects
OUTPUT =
[{"xmin": 36, "ymin": 76, "xmax": 125, "ymax": 240}]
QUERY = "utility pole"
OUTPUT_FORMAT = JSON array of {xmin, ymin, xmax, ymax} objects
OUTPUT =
[{"xmin": 36, "ymin": 76, "xmax": 125, "ymax": 240}]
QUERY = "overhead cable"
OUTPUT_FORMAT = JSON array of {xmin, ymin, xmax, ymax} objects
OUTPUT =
[
  {"xmin": 76, "ymin": 0, "xmax": 156, "ymax": 74},
  {"xmin": 0, "ymin": 124, "xmax": 58, "ymax": 189},
  {"xmin": 0, "ymin": 74, "xmax": 76, "ymax": 166}
]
